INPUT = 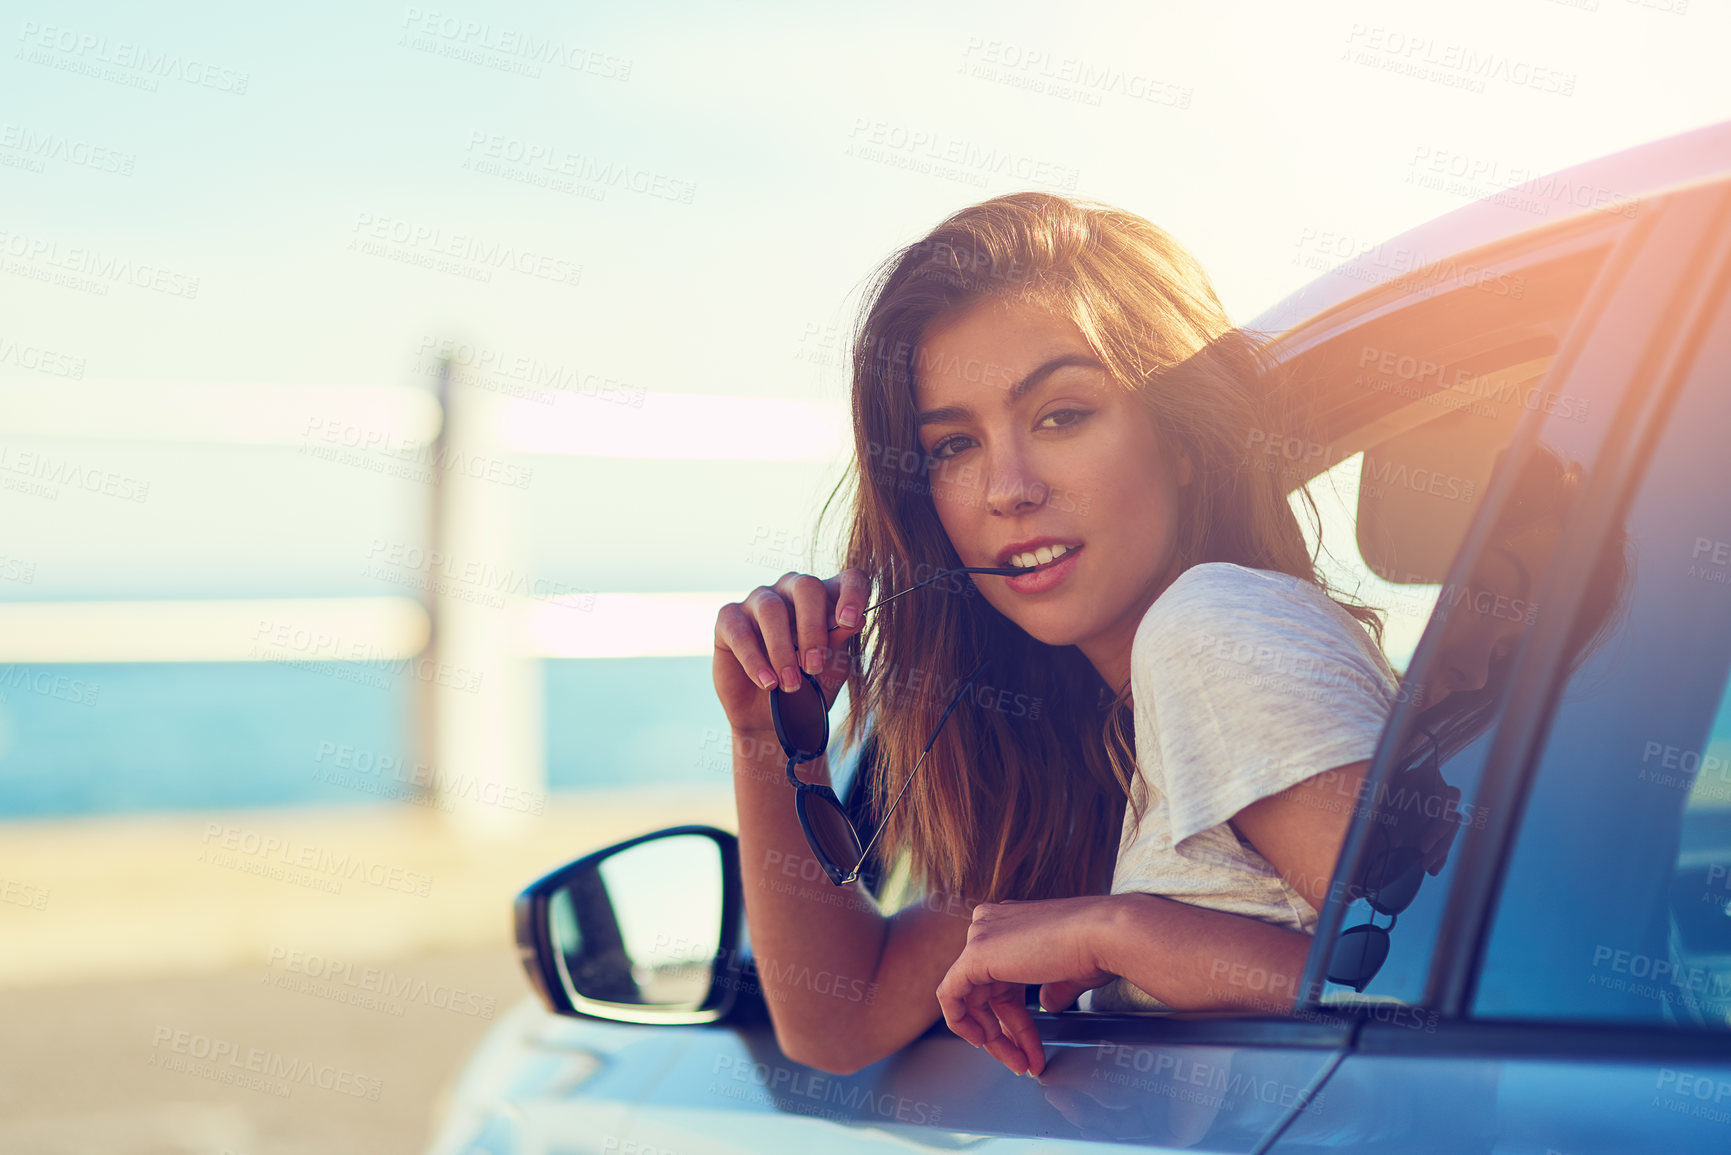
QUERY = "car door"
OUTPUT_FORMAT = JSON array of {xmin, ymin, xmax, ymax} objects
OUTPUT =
[{"xmin": 1268, "ymin": 177, "xmax": 1731, "ymax": 1153}]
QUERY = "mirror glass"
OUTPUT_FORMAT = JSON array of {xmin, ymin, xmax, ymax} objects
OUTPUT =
[{"xmin": 547, "ymin": 833, "xmax": 725, "ymax": 1010}]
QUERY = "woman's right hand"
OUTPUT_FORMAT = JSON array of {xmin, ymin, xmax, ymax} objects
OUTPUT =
[{"xmin": 712, "ymin": 568, "xmax": 871, "ymax": 737}]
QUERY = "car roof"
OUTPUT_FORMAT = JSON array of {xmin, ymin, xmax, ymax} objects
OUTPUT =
[{"xmin": 1249, "ymin": 117, "xmax": 1731, "ymax": 341}]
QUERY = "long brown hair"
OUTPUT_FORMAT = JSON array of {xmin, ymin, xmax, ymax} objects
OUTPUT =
[{"xmin": 816, "ymin": 192, "xmax": 1379, "ymax": 905}]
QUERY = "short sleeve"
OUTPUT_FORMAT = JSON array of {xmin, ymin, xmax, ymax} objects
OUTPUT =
[{"xmin": 1131, "ymin": 563, "xmax": 1399, "ymax": 852}]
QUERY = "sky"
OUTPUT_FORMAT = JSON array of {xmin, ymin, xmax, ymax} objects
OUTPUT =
[{"xmin": 2, "ymin": 0, "xmax": 1727, "ymax": 616}]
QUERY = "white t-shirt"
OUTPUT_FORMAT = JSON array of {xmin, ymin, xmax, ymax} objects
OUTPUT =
[{"xmin": 1082, "ymin": 562, "xmax": 1401, "ymax": 1013}]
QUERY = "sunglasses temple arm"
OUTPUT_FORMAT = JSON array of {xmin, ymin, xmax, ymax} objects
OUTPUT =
[
  {"xmin": 850, "ymin": 655, "xmax": 989, "ymax": 875},
  {"xmin": 861, "ymin": 567, "xmax": 1020, "ymax": 616}
]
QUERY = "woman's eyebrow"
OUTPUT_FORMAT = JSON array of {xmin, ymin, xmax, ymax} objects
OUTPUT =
[{"xmin": 916, "ymin": 353, "xmax": 1105, "ymax": 427}]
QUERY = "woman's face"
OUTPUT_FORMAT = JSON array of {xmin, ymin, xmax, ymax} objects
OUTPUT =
[{"xmin": 911, "ymin": 296, "xmax": 1190, "ymax": 673}]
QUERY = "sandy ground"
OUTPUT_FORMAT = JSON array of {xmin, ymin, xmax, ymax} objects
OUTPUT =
[{"xmin": 0, "ymin": 787, "xmax": 737, "ymax": 1155}]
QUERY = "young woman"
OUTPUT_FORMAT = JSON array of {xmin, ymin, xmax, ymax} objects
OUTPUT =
[{"xmin": 712, "ymin": 192, "xmax": 1403, "ymax": 1079}]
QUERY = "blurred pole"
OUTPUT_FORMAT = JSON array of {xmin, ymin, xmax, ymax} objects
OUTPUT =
[
  {"xmin": 406, "ymin": 358, "xmax": 451, "ymax": 809},
  {"xmin": 430, "ymin": 356, "xmax": 546, "ymax": 835}
]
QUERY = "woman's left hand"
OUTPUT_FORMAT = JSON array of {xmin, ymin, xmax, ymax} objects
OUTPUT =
[{"xmin": 935, "ymin": 895, "xmax": 1125, "ymax": 1078}]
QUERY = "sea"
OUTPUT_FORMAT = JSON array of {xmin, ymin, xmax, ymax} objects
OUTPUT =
[{"xmin": 0, "ymin": 657, "xmax": 730, "ymax": 819}]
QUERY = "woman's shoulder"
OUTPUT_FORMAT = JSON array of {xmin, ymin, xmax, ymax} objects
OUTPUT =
[
  {"xmin": 1132, "ymin": 562, "xmax": 1387, "ymax": 677},
  {"xmin": 1135, "ymin": 562, "xmax": 1329, "ymax": 642}
]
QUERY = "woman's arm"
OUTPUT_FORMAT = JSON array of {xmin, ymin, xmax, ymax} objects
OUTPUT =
[
  {"xmin": 714, "ymin": 568, "xmax": 984, "ymax": 1076},
  {"xmin": 936, "ymin": 759, "xmax": 1374, "ymax": 1077},
  {"xmin": 732, "ymin": 724, "xmax": 976, "ymax": 1075}
]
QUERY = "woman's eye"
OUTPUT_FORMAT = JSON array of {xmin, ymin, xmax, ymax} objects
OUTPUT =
[
  {"xmin": 1038, "ymin": 408, "xmax": 1092, "ymax": 430},
  {"xmin": 929, "ymin": 435, "xmax": 973, "ymax": 461}
]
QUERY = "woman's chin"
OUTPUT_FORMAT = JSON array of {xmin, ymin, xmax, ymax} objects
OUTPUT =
[{"xmin": 1004, "ymin": 611, "xmax": 1091, "ymax": 650}]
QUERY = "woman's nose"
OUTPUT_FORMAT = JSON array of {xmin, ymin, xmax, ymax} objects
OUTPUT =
[{"xmin": 983, "ymin": 448, "xmax": 1046, "ymax": 516}]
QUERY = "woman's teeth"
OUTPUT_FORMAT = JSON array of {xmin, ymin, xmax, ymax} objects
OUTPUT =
[{"xmin": 1010, "ymin": 543, "xmax": 1074, "ymax": 570}]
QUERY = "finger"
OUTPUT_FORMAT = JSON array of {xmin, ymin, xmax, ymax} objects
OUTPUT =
[
  {"xmin": 715, "ymin": 603, "xmax": 780, "ymax": 691},
  {"xmin": 777, "ymin": 573, "xmax": 830, "ymax": 678},
  {"xmin": 990, "ymin": 990, "xmax": 1046, "ymax": 1077},
  {"xmin": 1038, "ymin": 980, "xmax": 1089, "ymax": 1013},
  {"xmin": 936, "ymin": 972, "xmax": 984, "ymax": 1046},
  {"xmin": 745, "ymin": 586, "xmax": 801, "ymax": 692},
  {"xmin": 965, "ymin": 986, "xmax": 1026, "ymax": 1076},
  {"xmin": 826, "ymin": 568, "xmax": 870, "ymax": 634}
]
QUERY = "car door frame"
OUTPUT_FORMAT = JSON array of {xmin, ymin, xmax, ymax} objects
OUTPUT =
[{"xmin": 1290, "ymin": 179, "xmax": 1731, "ymax": 1076}]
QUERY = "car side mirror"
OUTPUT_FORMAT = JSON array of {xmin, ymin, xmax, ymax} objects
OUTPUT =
[{"xmin": 515, "ymin": 825, "xmax": 742, "ymax": 1025}]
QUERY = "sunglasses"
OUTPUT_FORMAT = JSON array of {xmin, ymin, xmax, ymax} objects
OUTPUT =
[
  {"xmin": 1326, "ymin": 730, "xmax": 1444, "ymax": 992},
  {"xmin": 769, "ymin": 563, "xmax": 1017, "ymax": 887}
]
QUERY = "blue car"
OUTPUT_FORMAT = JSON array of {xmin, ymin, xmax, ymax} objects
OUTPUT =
[{"xmin": 426, "ymin": 120, "xmax": 1731, "ymax": 1154}]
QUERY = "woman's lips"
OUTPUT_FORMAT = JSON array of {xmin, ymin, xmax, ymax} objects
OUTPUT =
[{"xmin": 1004, "ymin": 544, "xmax": 1083, "ymax": 594}]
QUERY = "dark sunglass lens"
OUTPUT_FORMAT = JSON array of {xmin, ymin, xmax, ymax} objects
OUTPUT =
[
  {"xmin": 801, "ymin": 792, "xmax": 862, "ymax": 874},
  {"xmin": 772, "ymin": 673, "xmax": 829, "ymax": 760},
  {"xmin": 1363, "ymin": 845, "xmax": 1425, "ymax": 916},
  {"xmin": 1327, "ymin": 924, "xmax": 1391, "ymax": 990}
]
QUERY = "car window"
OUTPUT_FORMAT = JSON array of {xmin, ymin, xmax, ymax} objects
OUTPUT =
[
  {"xmin": 1302, "ymin": 215, "xmax": 1665, "ymax": 1011},
  {"xmin": 1277, "ymin": 221, "xmax": 1620, "ymax": 681},
  {"xmin": 1471, "ymin": 277, "xmax": 1731, "ymax": 1030}
]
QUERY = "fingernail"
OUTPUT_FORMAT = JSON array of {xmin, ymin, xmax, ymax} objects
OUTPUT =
[
  {"xmin": 755, "ymin": 669, "xmax": 778, "ymax": 690},
  {"xmin": 803, "ymin": 648, "xmax": 823, "ymax": 675},
  {"xmin": 779, "ymin": 666, "xmax": 800, "ymax": 692},
  {"xmin": 839, "ymin": 605, "xmax": 860, "ymax": 628}
]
